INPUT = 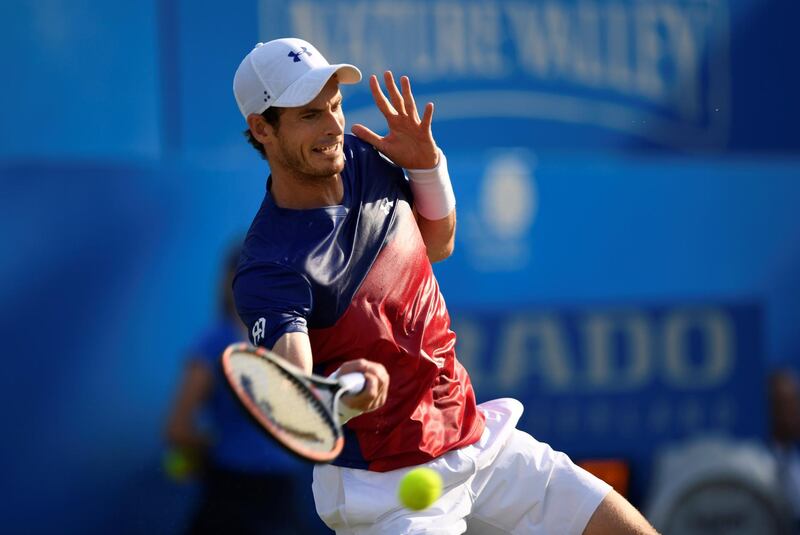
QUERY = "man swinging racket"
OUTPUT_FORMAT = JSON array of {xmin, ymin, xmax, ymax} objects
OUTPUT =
[{"xmin": 232, "ymin": 37, "xmax": 658, "ymax": 535}]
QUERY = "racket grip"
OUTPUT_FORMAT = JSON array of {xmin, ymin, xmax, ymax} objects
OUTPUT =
[{"xmin": 338, "ymin": 372, "xmax": 366, "ymax": 394}]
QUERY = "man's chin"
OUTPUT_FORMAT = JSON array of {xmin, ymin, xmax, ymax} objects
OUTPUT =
[
  {"xmin": 301, "ymin": 167, "xmax": 343, "ymax": 181},
  {"xmin": 295, "ymin": 149, "xmax": 345, "ymax": 179},
  {"xmin": 314, "ymin": 156, "xmax": 345, "ymax": 177}
]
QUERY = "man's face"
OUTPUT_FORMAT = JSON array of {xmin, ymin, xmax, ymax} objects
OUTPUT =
[{"xmin": 268, "ymin": 77, "xmax": 346, "ymax": 179}]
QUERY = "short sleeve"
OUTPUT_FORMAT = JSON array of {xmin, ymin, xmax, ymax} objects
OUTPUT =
[{"xmin": 232, "ymin": 262, "xmax": 313, "ymax": 349}]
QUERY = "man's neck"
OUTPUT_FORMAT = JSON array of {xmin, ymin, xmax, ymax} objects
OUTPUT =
[{"xmin": 269, "ymin": 169, "xmax": 344, "ymax": 210}]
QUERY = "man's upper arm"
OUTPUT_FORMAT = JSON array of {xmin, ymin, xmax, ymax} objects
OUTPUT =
[{"xmin": 232, "ymin": 262, "xmax": 313, "ymax": 350}]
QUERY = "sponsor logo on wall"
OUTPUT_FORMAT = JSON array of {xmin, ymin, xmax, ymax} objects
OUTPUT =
[
  {"xmin": 451, "ymin": 303, "xmax": 763, "ymax": 453},
  {"xmin": 261, "ymin": 0, "xmax": 731, "ymax": 149}
]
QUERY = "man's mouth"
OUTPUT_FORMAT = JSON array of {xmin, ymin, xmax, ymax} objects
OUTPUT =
[{"xmin": 313, "ymin": 142, "xmax": 340, "ymax": 155}]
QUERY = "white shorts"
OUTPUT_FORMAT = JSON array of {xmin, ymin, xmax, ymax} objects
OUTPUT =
[{"xmin": 313, "ymin": 398, "xmax": 612, "ymax": 534}]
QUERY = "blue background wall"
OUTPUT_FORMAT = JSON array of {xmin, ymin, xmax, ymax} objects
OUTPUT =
[{"xmin": 1, "ymin": 0, "xmax": 799, "ymax": 532}]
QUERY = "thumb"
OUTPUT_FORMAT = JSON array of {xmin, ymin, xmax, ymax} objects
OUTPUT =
[{"xmin": 351, "ymin": 124, "xmax": 384, "ymax": 150}]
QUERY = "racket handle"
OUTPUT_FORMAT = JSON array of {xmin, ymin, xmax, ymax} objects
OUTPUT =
[{"xmin": 338, "ymin": 372, "xmax": 366, "ymax": 394}]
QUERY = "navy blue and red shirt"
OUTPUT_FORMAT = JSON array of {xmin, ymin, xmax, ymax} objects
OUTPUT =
[{"xmin": 233, "ymin": 134, "xmax": 484, "ymax": 472}]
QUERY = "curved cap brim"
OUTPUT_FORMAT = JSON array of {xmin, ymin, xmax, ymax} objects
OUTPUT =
[{"xmin": 272, "ymin": 64, "xmax": 362, "ymax": 108}]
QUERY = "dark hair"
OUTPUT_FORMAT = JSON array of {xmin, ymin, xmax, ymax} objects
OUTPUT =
[{"xmin": 244, "ymin": 107, "xmax": 284, "ymax": 160}]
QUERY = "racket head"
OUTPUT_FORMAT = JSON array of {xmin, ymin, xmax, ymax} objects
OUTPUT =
[{"xmin": 221, "ymin": 343, "xmax": 344, "ymax": 463}]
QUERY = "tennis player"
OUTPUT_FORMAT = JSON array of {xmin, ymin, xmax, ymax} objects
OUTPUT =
[{"xmin": 232, "ymin": 38, "xmax": 657, "ymax": 534}]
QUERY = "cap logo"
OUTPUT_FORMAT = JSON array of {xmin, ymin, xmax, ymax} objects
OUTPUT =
[{"xmin": 288, "ymin": 47, "xmax": 312, "ymax": 63}]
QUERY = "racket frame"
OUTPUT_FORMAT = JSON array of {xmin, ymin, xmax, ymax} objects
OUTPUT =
[{"xmin": 221, "ymin": 342, "xmax": 347, "ymax": 463}]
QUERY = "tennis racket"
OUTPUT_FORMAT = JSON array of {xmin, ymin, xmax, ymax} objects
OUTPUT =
[{"xmin": 221, "ymin": 342, "xmax": 365, "ymax": 463}]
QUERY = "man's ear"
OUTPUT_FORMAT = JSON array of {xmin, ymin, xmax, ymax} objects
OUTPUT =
[{"xmin": 246, "ymin": 113, "xmax": 275, "ymax": 146}]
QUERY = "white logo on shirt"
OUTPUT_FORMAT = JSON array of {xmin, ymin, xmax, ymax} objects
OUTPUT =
[{"xmin": 252, "ymin": 317, "xmax": 266, "ymax": 345}]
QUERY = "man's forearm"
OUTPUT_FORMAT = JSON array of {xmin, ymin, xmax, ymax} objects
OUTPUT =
[
  {"xmin": 415, "ymin": 209, "xmax": 456, "ymax": 263},
  {"xmin": 272, "ymin": 331, "xmax": 315, "ymax": 374}
]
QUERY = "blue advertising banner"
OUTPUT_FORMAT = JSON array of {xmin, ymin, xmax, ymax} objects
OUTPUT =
[
  {"xmin": 259, "ymin": 0, "xmax": 733, "ymax": 151},
  {"xmin": 4, "ymin": 0, "xmax": 798, "ymax": 159},
  {"xmin": 1, "ymin": 1, "xmax": 796, "ymax": 532},
  {"xmin": 247, "ymin": 0, "xmax": 800, "ymax": 153},
  {"xmin": 451, "ymin": 303, "xmax": 764, "ymax": 495}
]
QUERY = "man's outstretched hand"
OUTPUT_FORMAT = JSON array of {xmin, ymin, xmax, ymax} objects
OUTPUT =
[{"xmin": 351, "ymin": 71, "xmax": 439, "ymax": 170}]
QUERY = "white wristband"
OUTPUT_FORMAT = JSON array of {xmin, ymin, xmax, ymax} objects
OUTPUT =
[
  {"xmin": 328, "ymin": 367, "xmax": 364, "ymax": 425},
  {"xmin": 406, "ymin": 148, "xmax": 455, "ymax": 221}
]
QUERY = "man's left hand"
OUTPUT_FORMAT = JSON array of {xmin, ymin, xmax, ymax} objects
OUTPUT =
[{"xmin": 351, "ymin": 71, "xmax": 439, "ymax": 170}]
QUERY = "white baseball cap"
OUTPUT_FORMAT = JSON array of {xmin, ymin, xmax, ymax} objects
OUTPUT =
[{"xmin": 233, "ymin": 38, "xmax": 362, "ymax": 118}]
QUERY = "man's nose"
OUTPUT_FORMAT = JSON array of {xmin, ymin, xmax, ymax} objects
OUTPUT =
[{"xmin": 323, "ymin": 109, "xmax": 344, "ymax": 136}]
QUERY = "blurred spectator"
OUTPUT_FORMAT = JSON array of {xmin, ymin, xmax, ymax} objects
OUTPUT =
[
  {"xmin": 164, "ymin": 244, "xmax": 303, "ymax": 535},
  {"xmin": 769, "ymin": 367, "xmax": 800, "ymax": 531}
]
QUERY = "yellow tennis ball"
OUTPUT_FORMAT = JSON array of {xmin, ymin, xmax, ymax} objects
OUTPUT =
[
  {"xmin": 398, "ymin": 467, "xmax": 443, "ymax": 510},
  {"xmin": 163, "ymin": 449, "xmax": 196, "ymax": 481}
]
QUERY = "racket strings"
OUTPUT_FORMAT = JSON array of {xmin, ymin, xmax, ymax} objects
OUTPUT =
[{"xmin": 233, "ymin": 354, "xmax": 338, "ymax": 453}]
